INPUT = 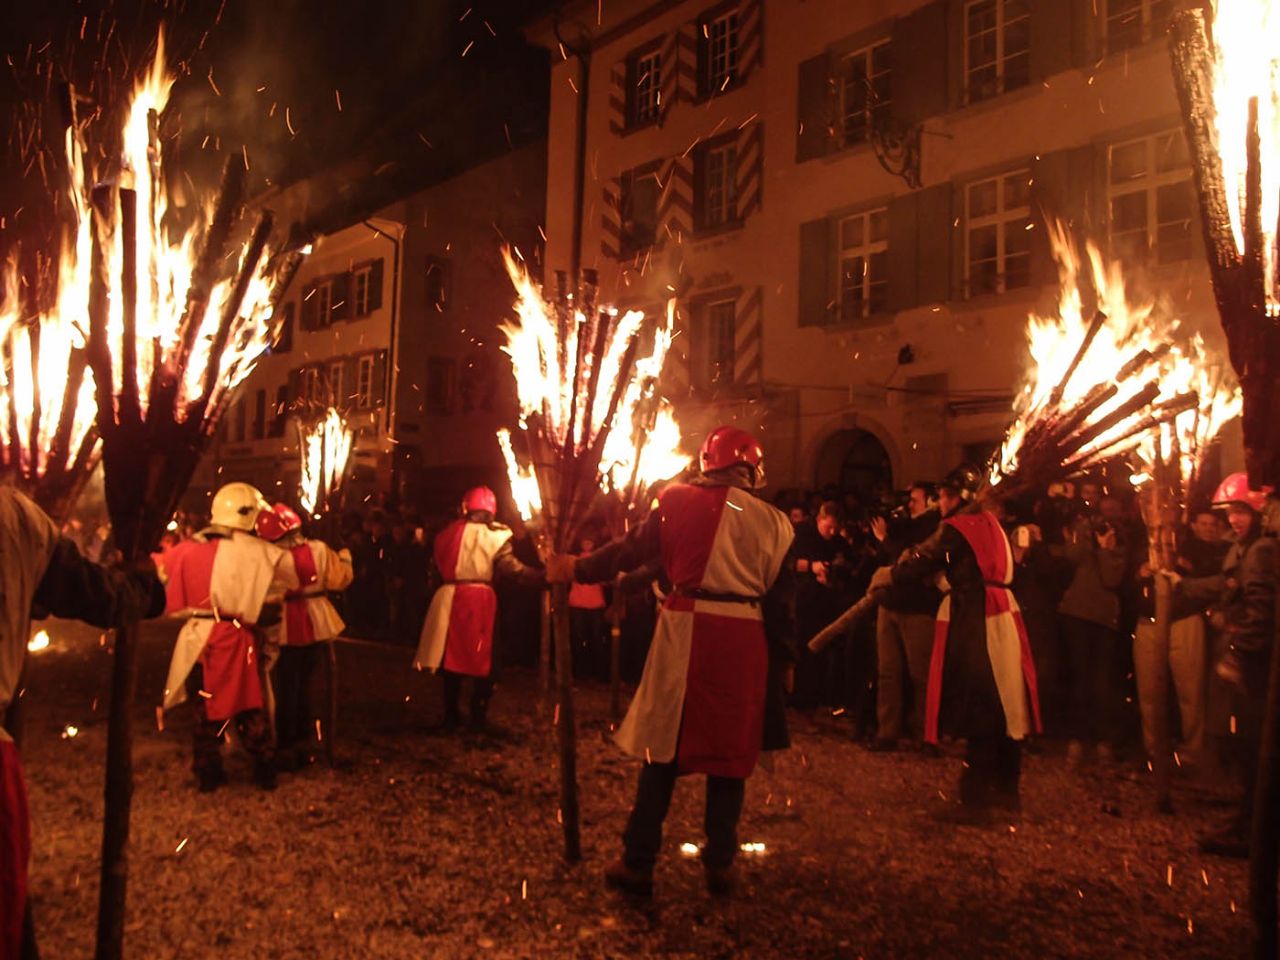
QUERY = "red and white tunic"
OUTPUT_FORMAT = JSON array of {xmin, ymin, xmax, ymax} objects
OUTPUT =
[
  {"xmin": 161, "ymin": 531, "xmax": 288, "ymax": 721},
  {"xmin": 615, "ymin": 483, "xmax": 793, "ymax": 779},
  {"xmin": 414, "ymin": 520, "xmax": 513, "ymax": 678},
  {"xmin": 277, "ymin": 541, "xmax": 353, "ymax": 645},
  {"xmin": 924, "ymin": 511, "xmax": 1041, "ymax": 743}
]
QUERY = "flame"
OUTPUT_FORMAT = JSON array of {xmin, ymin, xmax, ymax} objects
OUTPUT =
[
  {"xmin": 995, "ymin": 220, "xmax": 1240, "ymax": 486},
  {"xmin": 101, "ymin": 28, "xmax": 278, "ymax": 422},
  {"xmin": 1206, "ymin": 1, "xmax": 1280, "ymax": 309},
  {"xmin": 497, "ymin": 428, "xmax": 540, "ymax": 521},
  {"xmin": 298, "ymin": 407, "xmax": 353, "ymax": 516},
  {"xmin": 497, "ymin": 250, "xmax": 689, "ymax": 520}
]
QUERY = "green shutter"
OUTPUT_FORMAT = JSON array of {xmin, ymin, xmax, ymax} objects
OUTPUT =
[
  {"xmin": 887, "ymin": 193, "xmax": 920, "ymax": 312},
  {"xmin": 798, "ymin": 218, "xmax": 832, "ymax": 327},
  {"xmin": 1030, "ymin": 0, "xmax": 1078, "ymax": 82},
  {"xmin": 300, "ymin": 287, "xmax": 318, "ymax": 330},
  {"xmin": 368, "ymin": 258, "xmax": 385, "ymax": 312},
  {"xmin": 1030, "ymin": 145, "xmax": 1096, "ymax": 286},
  {"xmin": 892, "ymin": 1, "xmax": 949, "ymax": 123},
  {"xmin": 796, "ymin": 53, "xmax": 833, "ymax": 163},
  {"xmin": 373, "ymin": 350, "xmax": 389, "ymax": 406},
  {"xmin": 332, "ymin": 272, "xmax": 352, "ymax": 322},
  {"xmin": 915, "ymin": 184, "xmax": 954, "ymax": 305}
]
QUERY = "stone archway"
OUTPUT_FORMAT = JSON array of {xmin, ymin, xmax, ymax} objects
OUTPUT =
[{"xmin": 813, "ymin": 428, "xmax": 893, "ymax": 501}]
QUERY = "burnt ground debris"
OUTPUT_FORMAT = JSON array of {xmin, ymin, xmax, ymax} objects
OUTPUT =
[{"xmin": 21, "ymin": 619, "xmax": 1250, "ymax": 959}]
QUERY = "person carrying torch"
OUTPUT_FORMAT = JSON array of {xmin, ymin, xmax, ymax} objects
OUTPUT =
[
  {"xmin": 414, "ymin": 486, "xmax": 544, "ymax": 730},
  {"xmin": 546, "ymin": 426, "xmax": 796, "ymax": 897},
  {"xmin": 0, "ymin": 486, "xmax": 165, "ymax": 959},
  {"xmin": 864, "ymin": 465, "xmax": 1041, "ymax": 825},
  {"xmin": 255, "ymin": 502, "xmax": 354, "ymax": 770},
  {"xmin": 159, "ymin": 482, "xmax": 289, "ymax": 792}
]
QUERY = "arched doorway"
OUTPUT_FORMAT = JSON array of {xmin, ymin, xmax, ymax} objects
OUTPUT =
[{"xmin": 814, "ymin": 428, "xmax": 893, "ymax": 501}]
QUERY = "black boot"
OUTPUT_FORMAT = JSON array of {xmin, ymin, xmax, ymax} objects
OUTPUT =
[{"xmin": 253, "ymin": 757, "xmax": 278, "ymax": 791}]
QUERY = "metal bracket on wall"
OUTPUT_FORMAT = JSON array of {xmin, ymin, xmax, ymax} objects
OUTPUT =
[{"xmin": 870, "ymin": 117, "xmax": 924, "ymax": 190}]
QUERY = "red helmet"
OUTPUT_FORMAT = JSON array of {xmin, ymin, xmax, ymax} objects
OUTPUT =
[
  {"xmin": 256, "ymin": 502, "xmax": 303, "ymax": 542},
  {"xmin": 1211, "ymin": 472, "xmax": 1272, "ymax": 513},
  {"xmin": 461, "ymin": 485, "xmax": 497, "ymax": 515},
  {"xmin": 699, "ymin": 425, "xmax": 765, "ymax": 486}
]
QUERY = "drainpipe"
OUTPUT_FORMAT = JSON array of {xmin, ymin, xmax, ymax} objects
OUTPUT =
[{"xmin": 361, "ymin": 219, "xmax": 404, "ymax": 491}]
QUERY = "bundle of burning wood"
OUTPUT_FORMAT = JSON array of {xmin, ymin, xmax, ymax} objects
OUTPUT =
[{"xmin": 496, "ymin": 249, "xmax": 686, "ymax": 862}]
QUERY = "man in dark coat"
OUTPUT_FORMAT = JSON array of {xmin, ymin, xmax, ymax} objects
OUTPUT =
[{"xmin": 870, "ymin": 466, "xmax": 1040, "ymax": 823}]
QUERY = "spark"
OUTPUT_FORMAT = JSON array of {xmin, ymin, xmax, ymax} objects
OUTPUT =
[
  {"xmin": 207, "ymin": 67, "xmax": 220, "ymax": 96},
  {"xmin": 334, "ymin": 89, "xmax": 342, "ymax": 112},
  {"xmin": 27, "ymin": 630, "xmax": 50, "ymax": 652},
  {"xmin": 174, "ymin": 837, "xmax": 188, "ymax": 854},
  {"xmin": 61, "ymin": 724, "xmax": 79, "ymax": 738}
]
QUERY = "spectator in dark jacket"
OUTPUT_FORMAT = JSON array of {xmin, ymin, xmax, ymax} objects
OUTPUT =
[
  {"xmin": 1009, "ymin": 522, "xmax": 1072, "ymax": 737},
  {"xmin": 868, "ymin": 483, "xmax": 941, "ymax": 751},
  {"xmin": 1055, "ymin": 512, "xmax": 1127, "ymax": 763}
]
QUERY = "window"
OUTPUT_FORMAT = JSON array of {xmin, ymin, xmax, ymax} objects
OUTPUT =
[
  {"xmin": 838, "ymin": 208, "xmax": 890, "ymax": 322},
  {"xmin": 232, "ymin": 398, "xmax": 246, "ymax": 443},
  {"xmin": 695, "ymin": 140, "xmax": 738, "ymax": 231},
  {"xmin": 269, "ymin": 385, "xmax": 288, "ymax": 438},
  {"xmin": 425, "ymin": 257, "xmax": 450, "ymax": 312},
  {"xmin": 352, "ymin": 264, "xmax": 373, "ymax": 317},
  {"xmin": 701, "ymin": 10, "xmax": 740, "ymax": 96},
  {"xmin": 627, "ymin": 46, "xmax": 662, "ymax": 127},
  {"xmin": 274, "ymin": 303, "xmax": 294, "ymax": 354},
  {"xmin": 965, "ymin": 0, "xmax": 1030, "ymax": 104},
  {"xmin": 966, "ymin": 169, "xmax": 1032, "ymax": 296},
  {"xmin": 328, "ymin": 361, "xmax": 343, "ymax": 406},
  {"xmin": 1108, "ymin": 129, "xmax": 1194, "ymax": 264},
  {"xmin": 840, "ymin": 41, "xmax": 892, "ymax": 148},
  {"xmin": 356, "ymin": 355, "xmax": 375, "ymax": 408},
  {"xmin": 618, "ymin": 168, "xmax": 660, "ymax": 254},
  {"xmin": 698, "ymin": 299, "xmax": 737, "ymax": 392},
  {"xmin": 426, "ymin": 357, "xmax": 455, "ymax": 414},
  {"xmin": 1105, "ymin": 0, "xmax": 1175, "ymax": 55},
  {"xmin": 301, "ymin": 280, "xmax": 333, "ymax": 330},
  {"xmin": 252, "ymin": 389, "xmax": 266, "ymax": 440}
]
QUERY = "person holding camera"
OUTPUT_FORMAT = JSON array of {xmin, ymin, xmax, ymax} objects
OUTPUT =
[
  {"xmin": 1055, "ymin": 509, "xmax": 1127, "ymax": 765},
  {"xmin": 867, "ymin": 483, "xmax": 940, "ymax": 752},
  {"xmin": 791, "ymin": 501, "xmax": 858, "ymax": 712}
]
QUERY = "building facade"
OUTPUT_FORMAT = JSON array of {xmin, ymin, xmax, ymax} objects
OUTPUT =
[
  {"xmin": 529, "ymin": 0, "xmax": 1232, "ymax": 498},
  {"xmin": 199, "ymin": 141, "xmax": 547, "ymax": 517}
]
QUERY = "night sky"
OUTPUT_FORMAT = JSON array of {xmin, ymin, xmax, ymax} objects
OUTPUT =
[{"xmin": 0, "ymin": 0, "xmax": 552, "ymax": 261}]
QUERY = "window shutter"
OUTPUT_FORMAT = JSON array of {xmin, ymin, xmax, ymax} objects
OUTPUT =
[
  {"xmin": 915, "ymin": 184, "xmax": 954, "ymax": 305},
  {"xmin": 332, "ymin": 272, "xmax": 352, "ymax": 322},
  {"xmin": 887, "ymin": 193, "xmax": 920, "ymax": 312},
  {"xmin": 1030, "ymin": 146, "xmax": 1095, "ymax": 286},
  {"xmin": 275, "ymin": 302, "xmax": 295, "ymax": 352},
  {"xmin": 300, "ymin": 287, "xmax": 318, "ymax": 331},
  {"xmin": 1030, "ymin": 0, "xmax": 1078, "ymax": 82},
  {"xmin": 373, "ymin": 349, "xmax": 389, "ymax": 406},
  {"xmin": 798, "ymin": 217, "xmax": 832, "ymax": 327},
  {"xmin": 342, "ymin": 357, "xmax": 358, "ymax": 408},
  {"xmin": 891, "ymin": 0, "xmax": 949, "ymax": 124},
  {"xmin": 288, "ymin": 368, "xmax": 303, "ymax": 404},
  {"xmin": 368, "ymin": 258, "xmax": 385, "ymax": 312},
  {"xmin": 796, "ymin": 53, "xmax": 833, "ymax": 163}
]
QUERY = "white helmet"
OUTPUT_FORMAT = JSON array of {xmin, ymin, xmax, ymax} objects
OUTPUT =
[{"xmin": 210, "ymin": 482, "xmax": 268, "ymax": 532}]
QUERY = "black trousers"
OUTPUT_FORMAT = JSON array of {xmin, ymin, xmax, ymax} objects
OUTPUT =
[
  {"xmin": 570, "ymin": 607, "xmax": 608, "ymax": 681},
  {"xmin": 960, "ymin": 735, "xmax": 1022, "ymax": 807},
  {"xmin": 1061, "ymin": 614, "xmax": 1121, "ymax": 744},
  {"xmin": 185, "ymin": 663, "xmax": 273, "ymax": 780},
  {"xmin": 442, "ymin": 670, "xmax": 494, "ymax": 724},
  {"xmin": 275, "ymin": 644, "xmax": 322, "ymax": 750},
  {"xmin": 622, "ymin": 761, "xmax": 745, "ymax": 871}
]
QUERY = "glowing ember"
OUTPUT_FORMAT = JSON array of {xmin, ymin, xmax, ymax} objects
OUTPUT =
[
  {"xmin": 1205, "ymin": 1, "xmax": 1280, "ymax": 310},
  {"xmin": 679, "ymin": 842, "xmax": 699, "ymax": 857},
  {"xmin": 27, "ymin": 629, "xmax": 50, "ymax": 653},
  {"xmin": 61, "ymin": 724, "xmax": 79, "ymax": 739},
  {"xmin": 297, "ymin": 407, "xmax": 353, "ymax": 516},
  {"xmin": 994, "ymin": 221, "xmax": 1237, "ymax": 488}
]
